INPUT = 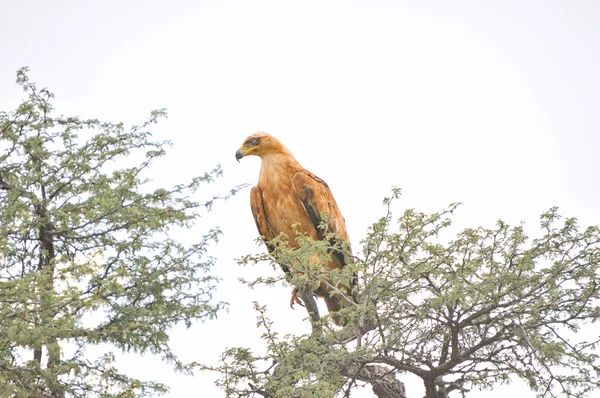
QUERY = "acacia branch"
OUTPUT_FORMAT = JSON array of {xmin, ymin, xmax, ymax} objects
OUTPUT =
[{"xmin": 340, "ymin": 364, "xmax": 407, "ymax": 398}]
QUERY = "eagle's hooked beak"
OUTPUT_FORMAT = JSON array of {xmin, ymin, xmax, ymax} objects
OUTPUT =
[{"xmin": 235, "ymin": 148, "xmax": 245, "ymax": 162}]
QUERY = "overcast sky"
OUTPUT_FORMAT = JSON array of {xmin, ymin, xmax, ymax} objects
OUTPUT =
[{"xmin": 2, "ymin": 1, "xmax": 600, "ymax": 397}]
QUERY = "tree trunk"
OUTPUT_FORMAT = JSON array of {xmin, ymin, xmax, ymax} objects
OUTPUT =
[
  {"xmin": 423, "ymin": 377, "xmax": 440, "ymax": 398},
  {"xmin": 36, "ymin": 202, "xmax": 65, "ymax": 398}
]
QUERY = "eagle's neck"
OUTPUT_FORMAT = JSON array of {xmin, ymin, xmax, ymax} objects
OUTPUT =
[{"xmin": 258, "ymin": 151, "xmax": 302, "ymax": 189}]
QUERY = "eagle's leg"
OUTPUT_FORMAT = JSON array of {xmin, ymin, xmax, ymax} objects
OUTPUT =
[{"xmin": 290, "ymin": 288, "xmax": 305, "ymax": 308}]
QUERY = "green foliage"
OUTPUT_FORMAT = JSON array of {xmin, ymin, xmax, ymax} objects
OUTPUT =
[
  {"xmin": 0, "ymin": 68, "xmax": 241, "ymax": 397},
  {"xmin": 211, "ymin": 188, "xmax": 600, "ymax": 398}
]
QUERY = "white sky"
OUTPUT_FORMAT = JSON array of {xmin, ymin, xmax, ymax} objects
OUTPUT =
[{"xmin": 2, "ymin": 1, "xmax": 600, "ymax": 397}]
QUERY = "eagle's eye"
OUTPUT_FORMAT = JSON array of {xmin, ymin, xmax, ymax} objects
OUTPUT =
[{"xmin": 250, "ymin": 138, "xmax": 259, "ymax": 146}]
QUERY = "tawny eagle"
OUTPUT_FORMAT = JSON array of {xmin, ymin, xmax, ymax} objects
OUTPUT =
[{"xmin": 236, "ymin": 132, "xmax": 356, "ymax": 325}]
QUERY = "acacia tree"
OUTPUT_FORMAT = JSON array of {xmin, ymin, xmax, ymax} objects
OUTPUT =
[
  {"xmin": 209, "ymin": 189, "xmax": 600, "ymax": 398},
  {"xmin": 0, "ymin": 68, "xmax": 240, "ymax": 397}
]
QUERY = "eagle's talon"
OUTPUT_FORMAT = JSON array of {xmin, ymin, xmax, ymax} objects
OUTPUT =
[{"xmin": 290, "ymin": 289, "xmax": 304, "ymax": 308}]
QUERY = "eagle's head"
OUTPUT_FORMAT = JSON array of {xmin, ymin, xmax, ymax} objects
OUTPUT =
[{"xmin": 235, "ymin": 132, "xmax": 285, "ymax": 161}]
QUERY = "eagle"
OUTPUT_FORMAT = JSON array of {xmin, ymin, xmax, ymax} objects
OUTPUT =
[{"xmin": 236, "ymin": 132, "xmax": 356, "ymax": 325}]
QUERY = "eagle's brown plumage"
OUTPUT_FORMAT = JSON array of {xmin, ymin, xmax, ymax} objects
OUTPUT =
[{"xmin": 236, "ymin": 132, "xmax": 356, "ymax": 325}]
